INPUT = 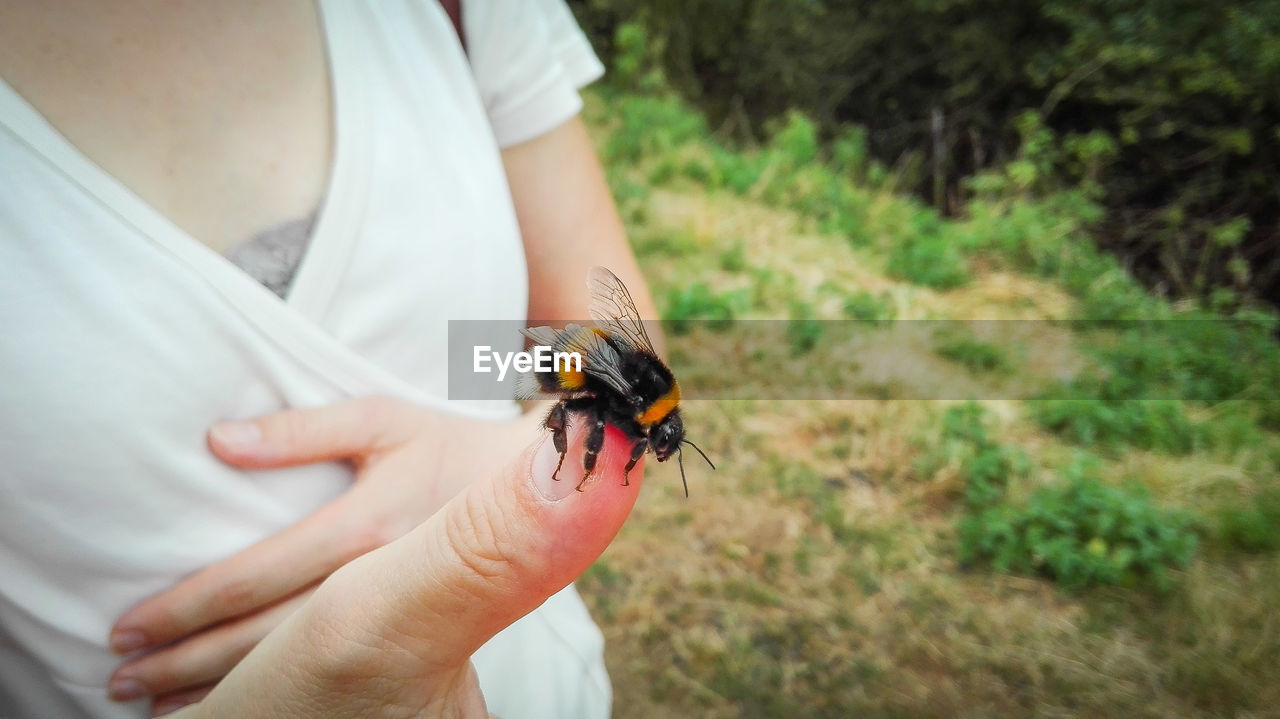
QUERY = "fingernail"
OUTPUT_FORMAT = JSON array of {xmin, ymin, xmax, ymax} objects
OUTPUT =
[
  {"xmin": 532, "ymin": 436, "xmax": 578, "ymax": 502},
  {"xmin": 209, "ymin": 421, "xmax": 261, "ymax": 448},
  {"xmin": 109, "ymin": 629, "xmax": 149, "ymax": 654},
  {"xmin": 108, "ymin": 677, "xmax": 147, "ymax": 702}
]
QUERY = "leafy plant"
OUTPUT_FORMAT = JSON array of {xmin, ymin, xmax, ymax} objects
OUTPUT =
[
  {"xmin": 935, "ymin": 335, "xmax": 1010, "ymax": 374},
  {"xmin": 786, "ymin": 302, "xmax": 824, "ymax": 355},
  {"xmin": 604, "ymin": 95, "xmax": 708, "ymax": 164},
  {"xmin": 916, "ymin": 402, "xmax": 1025, "ymax": 510},
  {"xmin": 886, "ymin": 232, "xmax": 970, "ymax": 289},
  {"xmin": 661, "ymin": 283, "xmax": 749, "ymax": 334},
  {"xmin": 707, "ymin": 148, "xmax": 769, "ymax": 195},
  {"xmin": 1216, "ymin": 489, "xmax": 1280, "ymax": 553},
  {"xmin": 841, "ymin": 290, "xmax": 896, "ymax": 325},
  {"xmin": 609, "ymin": 21, "xmax": 667, "ymax": 94},
  {"xmin": 767, "ymin": 111, "xmax": 820, "ymax": 168},
  {"xmin": 719, "ymin": 242, "xmax": 748, "ymax": 272},
  {"xmin": 959, "ymin": 457, "xmax": 1199, "ymax": 591},
  {"xmin": 1031, "ymin": 395, "xmax": 1197, "ymax": 456}
]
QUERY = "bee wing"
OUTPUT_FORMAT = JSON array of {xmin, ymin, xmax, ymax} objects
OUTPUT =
[
  {"xmin": 587, "ymin": 266, "xmax": 658, "ymax": 355},
  {"xmin": 513, "ymin": 369, "xmax": 545, "ymax": 400},
  {"xmin": 517, "ymin": 323, "xmax": 635, "ymax": 399},
  {"xmin": 519, "ymin": 325, "xmax": 562, "ymax": 349}
]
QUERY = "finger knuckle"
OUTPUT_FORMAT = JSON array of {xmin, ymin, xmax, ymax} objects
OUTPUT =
[
  {"xmin": 267, "ymin": 409, "xmax": 314, "ymax": 447},
  {"xmin": 443, "ymin": 485, "xmax": 550, "ymax": 597},
  {"xmin": 208, "ymin": 577, "xmax": 259, "ymax": 615},
  {"xmin": 356, "ymin": 395, "xmax": 422, "ymax": 448},
  {"xmin": 446, "ymin": 490, "xmax": 516, "ymax": 585},
  {"xmin": 339, "ymin": 520, "xmax": 397, "ymax": 562}
]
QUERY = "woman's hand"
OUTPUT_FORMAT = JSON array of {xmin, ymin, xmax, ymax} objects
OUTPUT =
[
  {"xmin": 107, "ymin": 397, "xmax": 554, "ymax": 714},
  {"xmin": 171, "ymin": 412, "xmax": 641, "ymax": 718}
]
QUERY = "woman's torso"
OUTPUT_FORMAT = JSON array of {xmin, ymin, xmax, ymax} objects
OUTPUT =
[{"xmin": 0, "ymin": 1, "xmax": 601, "ymax": 716}]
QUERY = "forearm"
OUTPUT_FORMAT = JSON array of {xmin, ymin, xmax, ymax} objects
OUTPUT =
[{"xmin": 502, "ymin": 115, "xmax": 665, "ymax": 355}]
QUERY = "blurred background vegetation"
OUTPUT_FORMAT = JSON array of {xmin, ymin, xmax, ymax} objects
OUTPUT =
[
  {"xmin": 572, "ymin": 0, "xmax": 1280, "ymax": 310},
  {"xmin": 563, "ymin": 3, "xmax": 1280, "ymax": 717}
]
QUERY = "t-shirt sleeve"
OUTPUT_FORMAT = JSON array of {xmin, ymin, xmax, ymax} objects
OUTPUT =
[{"xmin": 463, "ymin": 0, "xmax": 606, "ymax": 148}]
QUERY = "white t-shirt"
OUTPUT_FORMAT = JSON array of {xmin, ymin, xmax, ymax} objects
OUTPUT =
[{"xmin": 0, "ymin": 1, "xmax": 608, "ymax": 717}]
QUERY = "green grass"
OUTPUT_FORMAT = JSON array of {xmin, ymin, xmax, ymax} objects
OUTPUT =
[
  {"xmin": 1032, "ymin": 395, "xmax": 1199, "ymax": 455},
  {"xmin": 935, "ymin": 335, "xmax": 1011, "ymax": 374},
  {"xmin": 660, "ymin": 283, "xmax": 749, "ymax": 334},
  {"xmin": 1216, "ymin": 489, "xmax": 1280, "ymax": 553}
]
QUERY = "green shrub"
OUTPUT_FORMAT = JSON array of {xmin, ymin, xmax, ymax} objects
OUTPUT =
[
  {"xmin": 662, "ymin": 283, "xmax": 749, "ymax": 334},
  {"xmin": 786, "ymin": 302, "xmax": 823, "ymax": 355},
  {"xmin": 646, "ymin": 158, "xmax": 679, "ymax": 185},
  {"xmin": 916, "ymin": 402, "xmax": 1025, "ymax": 510},
  {"xmin": 1196, "ymin": 403, "xmax": 1269, "ymax": 457},
  {"xmin": 607, "ymin": 171, "xmax": 651, "ymax": 225},
  {"xmin": 959, "ymin": 458, "xmax": 1199, "ymax": 591},
  {"xmin": 841, "ymin": 290, "xmax": 896, "ymax": 324},
  {"xmin": 680, "ymin": 157, "xmax": 714, "ymax": 185},
  {"xmin": 818, "ymin": 185, "xmax": 873, "ymax": 244},
  {"xmin": 767, "ymin": 111, "xmax": 820, "ymax": 167},
  {"xmin": 719, "ymin": 242, "xmax": 747, "ymax": 272},
  {"xmin": 708, "ymin": 148, "xmax": 768, "ymax": 195},
  {"xmin": 935, "ymin": 335, "xmax": 1010, "ymax": 374},
  {"xmin": 830, "ymin": 125, "xmax": 869, "ymax": 177},
  {"xmin": 1033, "ymin": 308, "xmax": 1280, "ymax": 454},
  {"xmin": 1216, "ymin": 489, "xmax": 1280, "ymax": 553},
  {"xmin": 609, "ymin": 22, "xmax": 668, "ymax": 94},
  {"xmin": 1112, "ymin": 311, "xmax": 1280, "ymax": 403},
  {"xmin": 604, "ymin": 95, "xmax": 709, "ymax": 164},
  {"xmin": 886, "ymin": 232, "xmax": 970, "ymax": 289},
  {"xmin": 1031, "ymin": 395, "xmax": 1197, "ymax": 455},
  {"xmin": 885, "ymin": 209, "xmax": 972, "ymax": 291}
]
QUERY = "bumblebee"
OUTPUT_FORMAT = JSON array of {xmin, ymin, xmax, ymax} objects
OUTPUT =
[{"xmin": 517, "ymin": 267, "xmax": 713, "ymax": 496}]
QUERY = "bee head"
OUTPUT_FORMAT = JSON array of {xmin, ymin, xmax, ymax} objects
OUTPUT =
[{"xmin": 649, "ymin": 409, "xmax": 684, "ymax": 462}]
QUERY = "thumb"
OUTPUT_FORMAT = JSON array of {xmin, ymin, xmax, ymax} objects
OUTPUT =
[
  {"xmin": 323, "ymin": 415, "xmax": 643, "ymax": 669},
  {"xmin": 207, "ymin": 397, "xmax": 418, "ymax": 469}
]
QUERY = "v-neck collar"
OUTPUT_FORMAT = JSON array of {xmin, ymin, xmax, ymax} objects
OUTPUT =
[
  {"xmin": 0, "ymin": 2, "xmax": 513, "ymax": 414},
  {"xmin": 0, "ymin": 0, "xmax": 367, "ymax": 324},
  {"xmin": 283, "ymin": 0, "xmax": 370, "ymax": 320}
]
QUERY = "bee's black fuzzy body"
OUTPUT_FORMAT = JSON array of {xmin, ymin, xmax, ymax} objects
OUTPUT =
[{"xmin": 518, "ymin": 267, "xmax": 712, "ymax": 495}]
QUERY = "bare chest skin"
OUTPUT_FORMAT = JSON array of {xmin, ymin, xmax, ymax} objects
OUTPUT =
[{"xmin": 0, "ymin": 0, "xmax": 332, "ymax": 253}]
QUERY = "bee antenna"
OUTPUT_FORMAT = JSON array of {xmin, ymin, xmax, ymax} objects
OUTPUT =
[
  {"xmin": 677, "ymin": 449, "xmax": 690, "ymax": 498},
  {"xmin": 682, "ymin": 440, "xmax": 716, "ymax": 470}
]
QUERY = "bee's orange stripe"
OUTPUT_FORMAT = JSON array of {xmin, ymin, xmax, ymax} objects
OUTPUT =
[
  {"xmin": 557, "ymin": 367, "xmax": 586, "ymax": 389},
  {"xmin": 637, "ymin": 383, "xmax": 680, "ymax": 426}
]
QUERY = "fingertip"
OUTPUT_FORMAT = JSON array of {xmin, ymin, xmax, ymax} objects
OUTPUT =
[
  {"xmin": 206, "ymin": 421, "xmax": 269, "ymax": 467},
  {"xmin": 523, "ymin": 422, "xmax": 643, "ymax": 570},
  {"xmin": 207, "ymin": 421, "xmax": 261, "ymax": 451},
  {"xmin": 528, "ymin": 421, "xmax": 643, "ymax": 503}
]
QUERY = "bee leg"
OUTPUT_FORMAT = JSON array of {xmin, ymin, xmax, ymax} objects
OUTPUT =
[
  {"xmin": 578, "ymin": 406, "xmax": 607, "ymax": 492},
  {"xmin": 622, "ymin": 440, "xmax": 647, "ymax": 486},
  {"xmin": 544, "ymin": 401, "xmax": 569, "ymax": 482}
]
